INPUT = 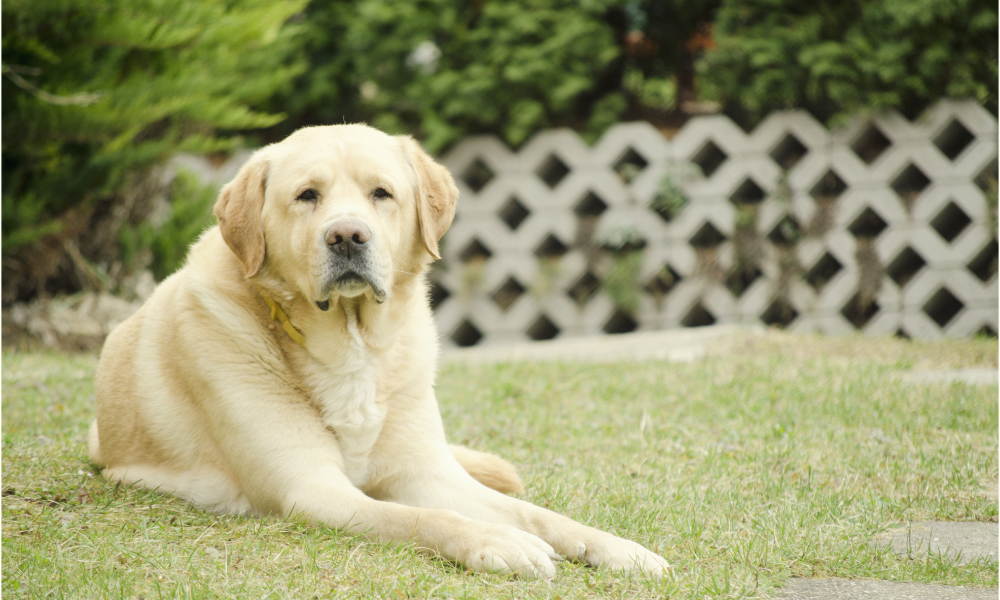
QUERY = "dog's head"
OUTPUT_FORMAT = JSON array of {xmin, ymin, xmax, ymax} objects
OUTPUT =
[{"xmin": 213, "ymin": 125, "xmax": 457, "ymax": 309}]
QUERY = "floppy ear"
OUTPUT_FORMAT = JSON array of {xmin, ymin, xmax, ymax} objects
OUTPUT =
[
  {"xmin": 213, "ymin": 156, "xmax": 269, "ymax": 277},
  {"xmin": 400, "ymin": 136, "xmax": 458, "ymax": 260}
]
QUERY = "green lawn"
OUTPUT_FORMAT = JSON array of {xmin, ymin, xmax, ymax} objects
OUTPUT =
[{"xmin": 2, "ymin": 331, "xmax": 997, "ymax": 599}]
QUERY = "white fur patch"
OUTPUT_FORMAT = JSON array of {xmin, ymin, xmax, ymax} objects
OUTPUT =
[{"xmin": 303, "ymin": 303, "xmax": 386, "ymax": 487}]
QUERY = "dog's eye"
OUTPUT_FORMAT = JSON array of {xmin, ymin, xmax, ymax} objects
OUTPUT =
[
  {"xmin": 296, "ymin": 189, "xmax": 318, "ymax": 202},
  {"xmin": 372, "ymin": 187, "xmax": 392, "ymax": 200}
]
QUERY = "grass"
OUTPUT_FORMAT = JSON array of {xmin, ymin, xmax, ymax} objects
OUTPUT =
[{"xmin": 2, "ymin": 330, "xmax": 997, "ymax": 599}]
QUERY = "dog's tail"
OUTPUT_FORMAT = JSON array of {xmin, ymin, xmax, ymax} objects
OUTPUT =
[{"xmin": 449, "ymin": 445, "xmax": 525, "ymax": 495}]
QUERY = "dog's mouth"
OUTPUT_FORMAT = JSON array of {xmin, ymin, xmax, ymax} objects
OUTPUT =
[
  {"xmin": 316, "ymin": 269, "xmax": 388, "ymax": 310},
  {"xmin": 337, "ymin": 271, "xmax": 367, "ymax": 289}
]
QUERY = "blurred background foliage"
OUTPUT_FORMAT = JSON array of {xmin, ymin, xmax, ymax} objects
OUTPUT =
[
  {"xmin": 268, "ymin": 0, "xmax": 722, "ymax": 151},
  {"xmin": 2, "ymin": 0, "xmax": 996, "ymax": 304},
  {"xmin": 700, "ymin": 0, "xmax": 998, "ymax": 125},
  {"xmin": 2, "ymin": 0, "xmax": 307, "ymax": 303}
]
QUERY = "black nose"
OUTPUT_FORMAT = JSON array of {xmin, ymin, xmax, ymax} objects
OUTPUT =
[{"xmin": 325, "ymin": 219, "xmax": 371, "ymax": 257}]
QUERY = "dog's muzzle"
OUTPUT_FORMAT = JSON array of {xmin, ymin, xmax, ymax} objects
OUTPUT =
[{"xmin": 317, "ymin": 219, "xmax": 387, "ymax": 307}]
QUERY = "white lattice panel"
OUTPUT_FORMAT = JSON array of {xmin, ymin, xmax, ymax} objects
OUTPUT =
[{"xmin": 431, "ymin": 100, "xmax": 998, "ymax": 346}]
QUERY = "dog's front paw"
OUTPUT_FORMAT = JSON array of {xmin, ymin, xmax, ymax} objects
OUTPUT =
[
  {"xmin": 571, "ymin": 534, "xmax": 670, "ymax": 577},
  {"xmin": 458, "ymin": 524, "xmax": 560, "ymax": 580}
]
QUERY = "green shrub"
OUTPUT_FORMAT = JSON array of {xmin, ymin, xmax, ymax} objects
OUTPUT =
[
  {"xmin": 699, "ymin": 0, "xmax": 998, "ymax": 125},
  {"xmin": 279, "ymin": 0, "xmax": 623, "ymax": 152},
  {"xmin": 649, "ymin": 174, "xmax": 689, "ymax": 222},
  {"xmin": 272, "ymin": 0, "xmax": 722, "ymax": 153},
  {"xmin": 601, "ymin": 250, "xmax": 644, "ymax": 316}
]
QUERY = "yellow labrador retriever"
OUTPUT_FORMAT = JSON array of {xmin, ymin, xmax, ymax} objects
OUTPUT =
[{"xmin": 88, "ymin": 124, "xmax": 669, "ymax": 579}]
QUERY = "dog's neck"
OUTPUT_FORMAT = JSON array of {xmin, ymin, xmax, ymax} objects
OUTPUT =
[
  {"xmin": 258, "ymin": 292, "xmax": 308, "ymax": 346},
  {"xmin": 250, "ymin": 268, "xmax": 418, "ymax": 358}
]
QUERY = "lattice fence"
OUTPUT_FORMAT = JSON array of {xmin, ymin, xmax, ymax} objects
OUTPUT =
[{"xmin": 429, "ymin": 100, "xmax": 998, "ymax": 346}]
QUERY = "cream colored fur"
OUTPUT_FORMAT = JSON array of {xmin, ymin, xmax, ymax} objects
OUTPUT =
[{"xmin": 89, "ymin": 124, "xmax": 669, "ymax": 579}]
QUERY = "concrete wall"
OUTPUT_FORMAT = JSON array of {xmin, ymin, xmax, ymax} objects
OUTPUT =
[{"xmin": 431, "ymin": 100, "xmax": 998, "ymax": 346}]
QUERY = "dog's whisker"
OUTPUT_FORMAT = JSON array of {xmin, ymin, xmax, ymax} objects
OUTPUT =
[
  {"xmin": 390, "ymin": 251, "xmax": 428, "ymax": 264},
  {"xmin": 387, "ymin": 253, "xmax": 420, "ymax": 277}
]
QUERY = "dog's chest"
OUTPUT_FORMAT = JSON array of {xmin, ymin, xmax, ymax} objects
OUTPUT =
[{"xmin": 304, "ymin": 354, "xmax": 386, "ymax": 487}]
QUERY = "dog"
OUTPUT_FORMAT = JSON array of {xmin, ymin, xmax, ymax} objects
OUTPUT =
[{"xmin": 88, "ymin": 124, "xmax": 670, "ymax": 579}]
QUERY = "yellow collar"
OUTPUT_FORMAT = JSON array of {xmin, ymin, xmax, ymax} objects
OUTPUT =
[{"xmin": 262, "ymin": 296, "xmax": 307, "ymax": 346}]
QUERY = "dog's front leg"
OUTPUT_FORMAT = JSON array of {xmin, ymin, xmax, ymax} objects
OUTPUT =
[
  {"xmin": 280, "ymin": 470, "xmax": 560, "ymax": 578},
  {"xmin": 206, "ymin": 394, "xmax": 558, "ymax": 579},
  {"xmin": 378, "ymin": 457, "xmax": 671, "ymax": 577}
]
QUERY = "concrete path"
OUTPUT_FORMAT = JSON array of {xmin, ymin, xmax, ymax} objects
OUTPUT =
[
  {"xmin": 442, "ymin": 327, "xmax": 998, "ymax": 392},
  {"xmin": 774, "ymin": 579, "xmax": 998, "ymax": 599},
  {"xmin": 898, "ymin": 369, "xmax": 999, "ymax": 386},
  {"xmin": 876, "ymin": 522, "xmax": 999, "ymax": 565},
  {"xmin": 775, "ymin": 521, "xmax": 998, "ymax": 598},
  {"xmin": 441, "ymin": 324, "xmax": 753, "ymax": 364}
]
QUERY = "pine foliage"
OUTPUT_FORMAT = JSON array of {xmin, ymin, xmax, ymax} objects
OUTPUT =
[{"xmin": 2, "ymin": 0, "xmax": 305, "ymax": 303}]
